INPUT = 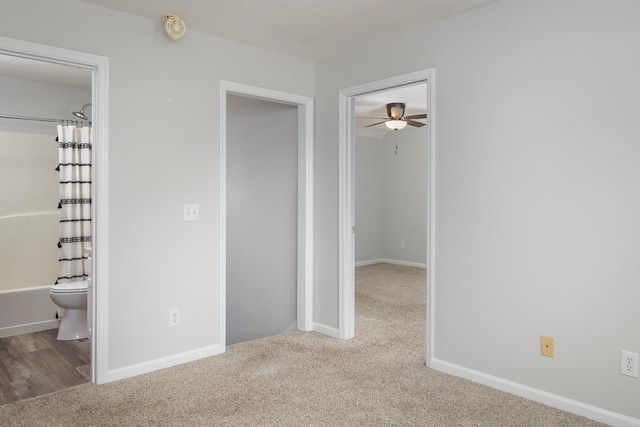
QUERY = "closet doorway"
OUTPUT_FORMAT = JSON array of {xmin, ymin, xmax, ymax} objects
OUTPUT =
[{"xmin": 219, "ymin": 81, "xmax": 313, "ymax": 348}]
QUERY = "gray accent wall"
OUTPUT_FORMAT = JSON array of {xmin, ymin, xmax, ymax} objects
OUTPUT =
[{"xmin": 226, "ymin": 94, "xmax": 298, "ymax": 345}]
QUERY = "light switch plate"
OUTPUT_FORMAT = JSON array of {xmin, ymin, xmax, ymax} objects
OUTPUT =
[{"xmin": 183, "ymin": 204, "xmax": 199, "ymax": 221}]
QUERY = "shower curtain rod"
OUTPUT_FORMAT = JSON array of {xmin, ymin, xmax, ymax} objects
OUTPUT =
[{"xmin": 0, "ymin": 113, "xmax": 90, "ymax": 124}]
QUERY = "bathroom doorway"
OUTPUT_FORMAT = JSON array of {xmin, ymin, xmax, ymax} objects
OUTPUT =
[
  {"xmin": 0, "ymin": 37, "xmax": 109, "ymax": 388},
  {"xmin": 0, "ymin": 54, "xmax": 92, "ymax": 402}
]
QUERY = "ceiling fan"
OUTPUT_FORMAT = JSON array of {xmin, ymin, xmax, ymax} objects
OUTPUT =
[{"xmin": 362, "ymin": 102, "xmax": 427, "ymax": 130}]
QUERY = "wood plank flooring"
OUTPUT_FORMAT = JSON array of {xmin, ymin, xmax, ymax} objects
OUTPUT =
[{"xmin": 0, "ymin": 329, "xmax": 90, "ymax": 405}]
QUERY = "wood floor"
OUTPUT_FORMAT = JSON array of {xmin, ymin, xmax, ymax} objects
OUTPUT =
[{"xmin": 0, "ymin": 329, "xmax": 90, "ymax": 405}]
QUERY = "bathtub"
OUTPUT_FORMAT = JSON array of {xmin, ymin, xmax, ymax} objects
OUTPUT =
[{"xmin": 0, "ymin": 212, "xmax": 60, "ymax": 337}]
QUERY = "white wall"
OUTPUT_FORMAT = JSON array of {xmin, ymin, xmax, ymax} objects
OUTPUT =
[
  {"xmin": 354, "ymin": 132, "xmax": 384, "ymax": 262},
  {"xmin": 226, "ymin": 95, "xmax": 298, "ymax": 345},
  {"xmin": 355, "ymin": 127, "xmax": 427, "ymax": 266},
  {"xmin": 381, "ymin": 128, "xmax": 427, "ymax": 264},
  {"xmin": 0, "ymin": 75, "xmax": 90, "ymax": 135},
  {"xmin": 3, "ymin": 0, "xmax": 313, "ymax": 372},
  {"xmin": 0, "ymin": 130, "xmax": 58, "ymax": 217},
  {"xmin": 315, "ymin": 0, "xmax": 640, "ymax": 421},
  {"xmin": 0, "ymin": 118, "xmax": 60, "ymax": 296},
  {"xmin": 0, "ymin": 212, "xmax": 58, "ymax": 292},
  {"xmin": 5, "ymin": 0, "xmax": 640, "ymax": 422}
]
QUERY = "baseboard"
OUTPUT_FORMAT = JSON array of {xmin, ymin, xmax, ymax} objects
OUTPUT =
[
  {"xmin": 355, "ymin": 259, "xmax": 427, "ymax": 269},
  {"xmin": 0, "ymin": 319, "xmax": 59, "ymax": 338},
  {"xmin": 313, "ymin": 322, "xmax": 340, "ymax": 338},
  {"xmin": 106, "ymin": 344, "xmax": 224, "ymax": 383},
  {"xmin": 430, "ymin": 358, "xmax": 640, "ymax": 427},
  {"xmin": 355, "ymin": 259, "xmax": 384, "ymax": 267}
]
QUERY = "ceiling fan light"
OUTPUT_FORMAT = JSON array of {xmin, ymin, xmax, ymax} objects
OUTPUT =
[{"xmin": 385, "ymin": 119, "xmax": 407, "ymax": 130}]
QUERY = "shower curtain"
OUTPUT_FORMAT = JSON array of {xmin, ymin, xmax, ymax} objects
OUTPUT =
[{"xmin": 55, "ymin": 123, "xmax": 92, "ymax": 285}]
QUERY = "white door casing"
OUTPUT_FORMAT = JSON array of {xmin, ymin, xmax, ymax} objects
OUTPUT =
[
  {"xmin": 338, "ymin": 69, "xmax": 435, "ymax": 365},
  {"xmin": 0, "ymin": 36, "xmax": 110, "ymax": 384}
]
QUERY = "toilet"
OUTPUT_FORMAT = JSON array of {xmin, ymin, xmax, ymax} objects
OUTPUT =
[{"xmin": 49, "ymin": 281, "xmax": 88, "ymax": 340}]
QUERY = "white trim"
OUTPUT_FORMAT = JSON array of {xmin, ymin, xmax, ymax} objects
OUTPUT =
[
  {"xmin": 431, "ymin": 358, "xmax": 640, "ymax": 427},
  {"xmin": 297, "ymin": 97, "xmax": 314, "ymax": 332},
  {"xmin": 355, "ymin": 259, "xmax": 427, "ymax": 269},
  {"xmin": 219, "ymin": 85, "xmax": 228, "ymax": 350},
  {"xmin": 0, "ymin": 36, "xmax": 109, "ymax": 385},
  {"xmin": 426, "ymin": 71, "xmax": 436, "ymax": 368},
  {"xmin": 220, "ymin": 81, "xmax": 314, "ymax": 350},
  {"xmin": 339, "ymin": 69, "xmax": 436, "ymax": 350},
  {"xmin": 0, "ymin": 320, "xmax": 59, "ymax": 339},
  {"xmin": 312, "ymin": 322, "xmax": 340, "ymax": 339},
  {"xmin": 107, "ymin": 345, "xmax": 223, "ymax": 383},
  {"xmin": 338, "ymin": 94, "xmax": 356, "ymax": 340}
]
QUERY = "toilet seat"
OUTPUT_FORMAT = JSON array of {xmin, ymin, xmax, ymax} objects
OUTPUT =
[{"xmin": 50, "ymin": 281, "xmax": 88, "ymax": 294}]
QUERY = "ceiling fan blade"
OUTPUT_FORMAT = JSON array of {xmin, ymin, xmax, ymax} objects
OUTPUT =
[
  {"xmin": 364, "ymin": 121, "xmax": 388, "ymax": 128},
  {"xmin": 403, "ymin": 113, "xmax": 427, "ymax": 120},
  {"xmin": 405, "ymin": 119, "xmax": 426, "ymax": 128}
]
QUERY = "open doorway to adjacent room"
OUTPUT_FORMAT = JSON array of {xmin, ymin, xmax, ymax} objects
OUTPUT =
[
  {"xmin": 352, "ymin": 84, "xmax": 428, "ymax": 350},
  {"xmin": 0, "ymin": 37, "xmax": 109, "ymax": 400},
  {"xmin": 338, "ymin": 69, "xmax": 435, "ymax": 364}
]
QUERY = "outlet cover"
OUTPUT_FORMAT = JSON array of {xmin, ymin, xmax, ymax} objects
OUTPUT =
[
  {"xmin": 169, "ymin": 308, "xmax": 180, "ymax": 327},
  {"xmin": 540, "ymin": 336, "xmax": 554, "ymax": 358},
  {"xmin": 621, "ymin": 350, "xmax": 639, "ymax": 378}
]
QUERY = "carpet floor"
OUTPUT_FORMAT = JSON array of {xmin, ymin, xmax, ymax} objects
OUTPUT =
[{"xmin": 0, "ymin": 263, "xmax": 603, "ymax": 426}]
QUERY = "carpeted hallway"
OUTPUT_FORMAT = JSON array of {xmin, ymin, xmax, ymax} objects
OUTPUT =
[{"xmin": 0, "ymin": 263, "xmax": 603, "ymax": 426}]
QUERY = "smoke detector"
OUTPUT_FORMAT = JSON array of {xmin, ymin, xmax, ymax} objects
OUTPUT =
[{"xmin": 164, "ymin": 14, "xmax": 186, "ymax": 40}]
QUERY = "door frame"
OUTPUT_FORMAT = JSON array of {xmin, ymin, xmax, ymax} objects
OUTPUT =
[
  {"xmin": 219, "ymin": 81, "xmax": 314, "ymax": 348},
  {"xmin": 0, "ymin": 36, "xmax": 110, "ymax": 383},
  {"xmin": 338, "ymin": 69, "xmax": 436, "ymax": 364}
]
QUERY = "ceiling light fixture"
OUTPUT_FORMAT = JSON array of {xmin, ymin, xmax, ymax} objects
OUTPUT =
[{"xmin": 385, "ymin": 119, "xmax": 407, "ymax": 130}]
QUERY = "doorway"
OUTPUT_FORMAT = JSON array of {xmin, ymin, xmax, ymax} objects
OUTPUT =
[
  {"xmin": 219, "ymin": 81, "xmax": 313, "ymax": 349},
  {"xmin": 226, "ymin": 94, "xmax": 297, "ymax": 344},
  {"xmin": 0, "ymin": 36, "xmax": 109, "ymax": 384},
  {"xmin": 338, "ymin": 69, "xmax": 436, "ymax": 364}
]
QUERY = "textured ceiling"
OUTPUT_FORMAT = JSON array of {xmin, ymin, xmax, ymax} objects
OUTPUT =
[
  {"xmin": 78, "ymin": 0, "xmax": 500, "ymax": 60},
  {"xmin": 2, "ymin": 1, "xmax": 494, "ymax": 112}
]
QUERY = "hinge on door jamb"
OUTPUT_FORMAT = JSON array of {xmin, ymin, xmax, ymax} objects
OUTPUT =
[{"xmin": 352, "ymin": 226, "xmax": 356, "ymax": 233}]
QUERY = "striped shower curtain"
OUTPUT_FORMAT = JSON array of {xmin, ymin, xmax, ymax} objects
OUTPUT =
[{"xmin": 55, "ymin": 123, "xmax": 92, "ymax": 285}]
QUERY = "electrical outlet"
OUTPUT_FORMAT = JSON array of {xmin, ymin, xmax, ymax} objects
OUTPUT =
[
  {"xmin": 169, "ymin": 308, "xmax": 180, "ymax": 327},
  {"xmin": 540, "ymin": 336, "xmax": 554, "ymax": 358},
  {"xmin": 621, "ymin": 350, "xmax": 639, "ymax": 378}
]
